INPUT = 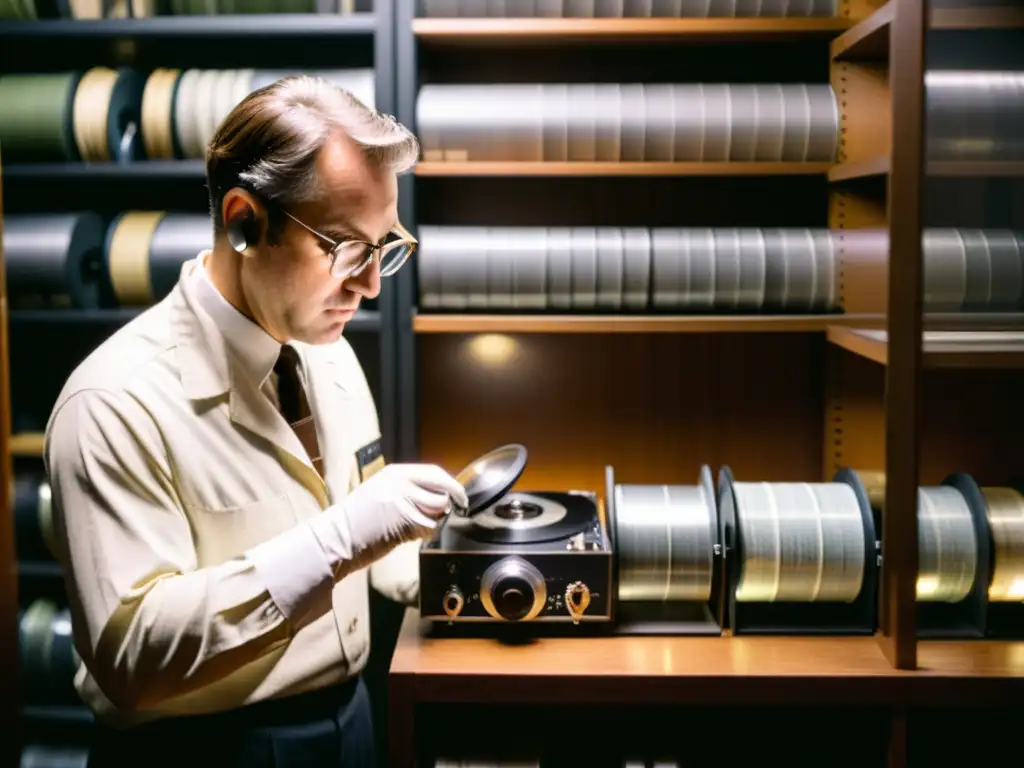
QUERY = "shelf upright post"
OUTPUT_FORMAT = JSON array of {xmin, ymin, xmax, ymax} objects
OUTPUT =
[
  {"xmin": 879, "ymin": 0, "xmax": 928, "ymax": 671},
  {"xmin": 394, "ymin": 0, "xmax": 420, "ymax": 463},
  {"xmin": 0, "ymin": 142, "xmax": 24, "ymax": 768},
  {"xmin": 375, "ymin": 0, "xmax": 400, "ymax": 463}
]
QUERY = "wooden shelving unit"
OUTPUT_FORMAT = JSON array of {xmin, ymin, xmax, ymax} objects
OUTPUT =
[
  {"xmin": 0, "ymin": 5, "xmax": 404, "ymax": 767},
  {"xmin": 831, "ymin": 0, "xmax": 894, "ymax": 59},
  {"xmin": 392, "ymin": 1, "xmax": 1024, "ymax": 766},
  {"xmin": 0, "ymin": 13, "xmax": 376, "ymax": 38},
  {"xmin": 832, "ymin": 1, "xmax": 1024, "ymax": 61},
  {"xmin": 832, "ymin": 157, "xmax": 1024, "ymax": 182},
  {"xmin": 414, "ymin": 313, "xmax": 862, "ymax": 334},
  {"xmin": 828, "ymin": 327, "xmax": 1024, "ymax": 368}
]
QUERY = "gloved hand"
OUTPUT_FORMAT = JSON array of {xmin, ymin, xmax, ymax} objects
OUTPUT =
[
  {"xmin": 310, "ymin": 463, "xmax": 468, "ymax": 575},
  {"xmin": 345, "ymin": 462, "xmax": 467, "ymax": 546}
]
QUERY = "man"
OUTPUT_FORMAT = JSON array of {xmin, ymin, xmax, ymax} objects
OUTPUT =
[{"xmin": 43, "ymin": 76, "xmax": 466, "ymax": 768}]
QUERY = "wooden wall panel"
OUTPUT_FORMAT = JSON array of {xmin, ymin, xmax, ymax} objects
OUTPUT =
[
  {"xmin": 830, "ymin": 189, "xmax": 889, "ymax": 316},
  {"xmin": 841, "ymin": 0, "xmax": 890, "ymax": 23},
  {"xmin": 826, "ymin": 348, "xmax": 1024, "ymax": 486},
  {"xmin": 832, "ymin": 61, "xmax": 889, "ymax": 165},
  {"xmin": 416, "ymin": 176, "xmax": 830, "ymax": 230},
  {"xmin": 417, "ymin": 333, "xmax": 827, "ymax": 495},
  {"xmin": 420, "ymin": 40, "xmax": 831, "ymax": 86},
  {"xmin": 0, "ymin": 143, "xmax": 23, "ymax": 767}
]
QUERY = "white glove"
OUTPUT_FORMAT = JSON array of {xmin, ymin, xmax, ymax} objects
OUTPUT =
[
  {"xmin": 334, "ymin": 463, "xmax": 468, "ymax": 561},
  {"xmin": 248, "ymin": 463, "xmax": 466, "ymax": 626}
]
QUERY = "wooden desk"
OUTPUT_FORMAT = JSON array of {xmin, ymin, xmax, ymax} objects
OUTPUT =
[{"xmin": 388, "ymin": 609, "xmax": 1024, "ymax": 767}]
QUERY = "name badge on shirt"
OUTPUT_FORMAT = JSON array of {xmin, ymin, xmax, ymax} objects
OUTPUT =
[{"xmin": 355, "ymin": 437, "xmax": 385, "ymax": 482}]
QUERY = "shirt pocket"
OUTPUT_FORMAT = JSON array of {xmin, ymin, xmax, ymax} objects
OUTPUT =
[{"xmin": 184, "ymin": 493, "xmax": 297, "ymax": 567}]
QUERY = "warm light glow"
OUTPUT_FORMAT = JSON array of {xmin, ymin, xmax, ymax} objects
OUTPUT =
[
  {"xmin": 992, "ymin": 578, "xmax": 1024, "ymax": 601},
  {"xmin": 466, "ymin": 333, "xmax": 519, "ymax": 367},
  {"xmin": 917, "ymin": 576, "xmax": 939, "ymax": 598}
]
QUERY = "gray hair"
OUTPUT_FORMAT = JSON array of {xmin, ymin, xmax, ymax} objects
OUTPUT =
[{"xmin": 205, "ymin": 74, "xmax": 419, "ymax": 238}]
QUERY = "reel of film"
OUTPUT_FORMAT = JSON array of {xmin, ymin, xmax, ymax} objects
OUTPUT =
[
  {"xmin": 14, "ymin": 475, "xmax": 57, "ymax": 563},
  {"xmin": 19, "ymin": 599, "xmax": 80, "ymax": 706},
  {"xmin": 978, "ymin": 483, "xmax": 1024, "ymax": 638},
  {"xmin": 858, "ymin": 470, "xmax": 1022, "ymax": 639},
  {"xmin": 604, "ymin": 465, "xmax": 722, "ymax": 635},
  {"xmin": 716, "ymin": 466, "xmax": 878, "ymax": 635}
]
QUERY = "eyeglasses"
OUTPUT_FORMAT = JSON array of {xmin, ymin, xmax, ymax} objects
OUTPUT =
[{"xmin": 281, "ymin": 209, "xmax": 417, "ymax": 281}]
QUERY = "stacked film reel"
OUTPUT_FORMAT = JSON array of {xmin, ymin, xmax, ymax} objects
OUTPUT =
[
  {"xmin": 604, "ymin": 463, "xmax": 1024, "ymax": 637},
  {"xmin": 417, "ymin": 226, "xmax": 1024, "ymax": 315},
  {"xmin": 3, "ymin": 213, "xmax": 107, "ymax": 310},
  {"xmin": 842, "ymin": 229, "xmax": 1024, "ymax": 314},
  {"xmin": 605, "ymin": 464, "xmax": 879, "ymax": 635},
  {"xmin": 926, "ymin": 71, "xmax": 1024, "ymax": 163},
  {"xmin": 14, "ymin": 476, "xmax": 57, "ymax": 564},
  {"xmin": 605, "ymin": 465, "xmax": 723, "ymax": 634},
  {"xmin": 19, "ymin": 599, "xmax": 81, "ymax": 706},
  {"xmin": 0, "ymin": 69, "xmax": 142, "ymax": 163},
  {"xmin": 416, "ymin": 73, "xmax": 1024, "ymax": 165},
  {"xmin": 141, "ymin": 68, "xmax": 374, "ymax": 160},
  {"xmin": 2, "ymin": 211, "xmax": 380, "ymax": 313},
  {"xmin": 417, "ymin": 83, "xmax": 839, "ymax": 164},
  {"xmin": 855, "ymin": 470, "xmax": 1024, "ymax": 639},
  {"xmin": 3, "ymin": 211, "xmax": 209, "ymax": 310},
  {"xmin": 103, "ymin": 211, "xmax": 216, "ymax": 307},
  {"xmin": 0, "ymin": 68, "xmax": 373, "ymax": 163},
  {"xmin": 419, "ymin": 226, "xmax": 838, "ymax": 314},
  {"xmin": 716, "ymin": 466, "xmax": 878, "ymax": 635},
  {"xmin": 419, "ymin": 0, "xmax": 839, "ymax": 18}
]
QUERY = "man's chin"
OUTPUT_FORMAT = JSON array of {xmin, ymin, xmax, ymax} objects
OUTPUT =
[{"xmin": 298, "ymin": 319, "xmax": 348, "ymax": 345}]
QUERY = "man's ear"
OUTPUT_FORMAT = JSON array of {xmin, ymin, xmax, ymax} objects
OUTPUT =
[{"xmin": 222, "ymin": 189, "xmax": 267, "ymax": 253}]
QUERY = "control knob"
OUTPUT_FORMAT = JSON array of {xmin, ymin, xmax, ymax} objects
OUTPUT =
[
  {"xmin": 480, "ymin": 557, "xmax": 547, "ymax": 622},
  {"xmin": 443, "ymin": 586, "xmax": 464, "ymax": 622}
]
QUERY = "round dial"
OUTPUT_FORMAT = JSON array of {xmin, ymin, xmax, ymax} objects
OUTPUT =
[{"xmin": 480, "ymin": 557, "xmax": 547, "ymax": 622}]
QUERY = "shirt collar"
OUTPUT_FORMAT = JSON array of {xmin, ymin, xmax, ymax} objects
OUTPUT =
[{"xmin": 194, "ymin": 250, "xmax": 282, "ymax": 388}]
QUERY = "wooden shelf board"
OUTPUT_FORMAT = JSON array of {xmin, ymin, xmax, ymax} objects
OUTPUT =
[
  {"xmin": 827, "ymin": 326, "xmax": 1024, "ymax": 368},
  {"xmin": 916, "ymin": 641, "xmax": 1024, "ymax": 679},
  {"xmin": 6, "ymin": 307, "xmax": 381, "ymax": 332},
  {"xmin": 411, "ymin": 314, "xmax": 877, "ymax": 334},
  {"xmin": 413, "ymin": 16, "xmax": 852, "ymax": 45},
  {"xmin": 391, "ymin": 610, "xmax": 903, "ymax": 705},
  {"xmin": 831, "ymin": 4, "xmax": 1024, "ymax": 61},
  {"xmin": 391, "ymin": 610, "xmax": 1024, "ymax": 705},
  {"xmin": 0, "ymin": 13, "xmax": 375, "ymax": 40},
  {"xmin": 3, "ymin": 160, "xmax": 205, "ymax": 181},
  {"xmin": 831, "ymin": 0, "xmax": 894, "ymax": 61},
  {"xmin": 829, "ymin": 155, "xmax": 891, "ymax": 182},
  {"xmin": 9, "ymin": 432, "xmax": 44, "ymax": 457},
  {"xmin": 830, "ymin": 156, "xmax": 1024, "ymax": 182},
  {"xmin": 414, "ymin": 161, "xmax": 831, "ymax": 178},
  {"xmin": 927, "ymin": 161, "xmax": 1024, "ymax": 178},
  {"xmin": 931, "ymin": 6, "xmax": 1024, "ymax": 31}
]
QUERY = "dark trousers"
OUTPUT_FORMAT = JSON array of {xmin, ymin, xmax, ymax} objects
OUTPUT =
[{"xmin": 87, "ymin": 676, "xmax": 375, "ymax": 768}]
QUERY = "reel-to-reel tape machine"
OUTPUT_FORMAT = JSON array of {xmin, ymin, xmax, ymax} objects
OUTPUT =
[
  {"xmin": 419, "ymin": 444, "xmax": 1024, "ymax": 639},
  {"xmin": 419, "ymin": 445, "xmax": 614, "ymax": 625}
]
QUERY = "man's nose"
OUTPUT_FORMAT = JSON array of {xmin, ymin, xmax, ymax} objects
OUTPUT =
[{"xmin": 346, "ymin": 257, "xmax": 381, "ymax": 300}]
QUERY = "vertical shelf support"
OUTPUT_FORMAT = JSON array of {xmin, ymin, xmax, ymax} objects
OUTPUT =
[
  {"xmin": 0, "ymin": 143, "xmax": 24, "ymax": 767},
  {"xmin": 394, "ymin": 0, "xmax": 420, "ymax": 463},
  {"xmin": 880, "ymin": 0, "xmax": 927, "ymax": 670},
  {"xmin": 375, "ymin": 0, "xmax": 400, "ymax": 462}
]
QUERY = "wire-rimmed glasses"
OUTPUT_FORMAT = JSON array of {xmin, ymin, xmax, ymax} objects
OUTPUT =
[{"xmin": 282, "ymin": 209, "xmax": 417, "ymax": 280}]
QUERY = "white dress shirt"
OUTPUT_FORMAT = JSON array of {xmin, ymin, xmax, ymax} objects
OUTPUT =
[{"xmin": 44, "ymin": 253, "xmax": 420, "ymax": 728}]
